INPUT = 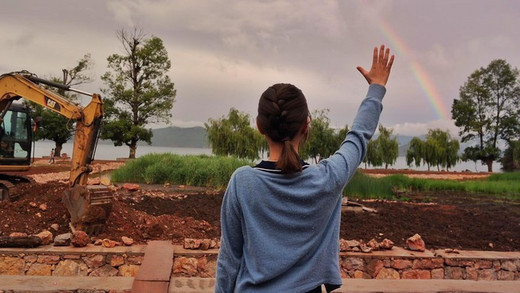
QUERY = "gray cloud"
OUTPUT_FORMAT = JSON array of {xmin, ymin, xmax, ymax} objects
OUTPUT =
[{"xmin": 0, "ymin": 0, "xmax": 518, "ymax": 136}]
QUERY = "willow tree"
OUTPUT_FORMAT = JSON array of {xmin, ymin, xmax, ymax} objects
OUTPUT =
[
  {"xmin": 205, "ymin": 108, "xmax": 265, "ymax": 160},
  {"xmin": 375, "ymin": 124, "xmax": 398, "ymax": 169},
  {"xmin": 452, "ymin": 59, "xmax": 520, "ymax": 172},
  {"xmin": 101, "ymin": 29, "xmax": 176, "ymax": 158},
  {"xmin": 406, "ymin": 129, "xmax": 460, "ymax": 171}
]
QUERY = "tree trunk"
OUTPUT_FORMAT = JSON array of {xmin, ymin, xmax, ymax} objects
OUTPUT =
[
  {"xmin": 385, "ymin": 163, "xmax": 388, "ymax": 169},
  {"xmin": 129, "ymin": 141, "xmax": 137, "ymax": 159},
  {"xmin": 54, "ymin": 142, "xmax": 63, "ymax": 158},
  {"xmin": 484, "ymin": 158, "xmax": 493, "ymax": 172},
  {"xmin": 129, "ymin": 146, "xmax": 136, "ymax": 159}
]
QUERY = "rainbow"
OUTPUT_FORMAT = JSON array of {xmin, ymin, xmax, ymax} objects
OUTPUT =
[{"xmin": 379, "ymin": 21, "xmax": 451, "ymax": 120}]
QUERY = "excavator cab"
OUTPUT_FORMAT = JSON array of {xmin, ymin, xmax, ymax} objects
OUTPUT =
[{"xmin": 0, "ymin": 103, "xmax": 33, "ymax": 167}]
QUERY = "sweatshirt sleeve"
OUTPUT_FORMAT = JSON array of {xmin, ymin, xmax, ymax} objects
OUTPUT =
[
  {"xmin": 215, "ymin": 173, "xmax": 244, "ymax": 293},
  {"xmin": 321, "ymin": 84, "xmax": 386, "ymax": 189}
]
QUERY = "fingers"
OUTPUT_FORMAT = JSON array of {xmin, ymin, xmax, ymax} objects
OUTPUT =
[
  {"xmin": 356, "ymin": 66, "xmax": 371, "ymax": 83},
  {"xmin": 372, "ymin": 47, "xmax": 378, "ymax": 68},
  {"xmin": 379, "ymin": 45, "xmax": 385, "ymax": 64},
  {"xmin": 387, "ymin": 54, "xmax": 395, "ymax": 70}
]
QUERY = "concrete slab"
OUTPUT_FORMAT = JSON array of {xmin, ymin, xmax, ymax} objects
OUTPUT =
[
  {"xmin": 0, "ymin": 244, "xmax": 147, "ymax": 255},
  {"xmin": 132, "ymin": 280, "xmax": 169, "ymax": 293},
  {"xmin": 337, "ymin": 279, "xmax": 520, "ymax": 293},
  {"xmin": 134, "ymin": 240, "xmax": 174, "ymax": 282},
  {"xmin": 0, "ymin": 275, "xmax": 133, "ymax": 292},
  {"xmin": 435, "ymin": 249, "xmax": 520, "ymax": 260},
  {"xmin": 167, "ymin": 278, "xmax": 520, "ymax": 293}
]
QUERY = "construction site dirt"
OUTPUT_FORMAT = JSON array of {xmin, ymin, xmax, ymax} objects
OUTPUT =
[{"xmin": 0, "ymin": 162, "xmax": 518, "ymax": 252}]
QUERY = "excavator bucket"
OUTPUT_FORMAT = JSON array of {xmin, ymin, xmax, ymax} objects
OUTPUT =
[{"xmin": 62, "ymin": 185, "xmax": 113, "ymax": 236}]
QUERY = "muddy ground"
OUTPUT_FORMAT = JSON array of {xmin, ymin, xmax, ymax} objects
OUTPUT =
[{"xmin": 0, "ymin": 162, "xmax": 519, "ymax": 251}]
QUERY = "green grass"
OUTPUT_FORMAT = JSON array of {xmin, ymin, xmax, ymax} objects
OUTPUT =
[
  {"xmin": 344, "ymin": 171, "xmax": 520, "ymax": 200},
  {"xmin": 111, "ymin": 154, "xmax": 520, "ymax": 200},
  {"xmin": 110, "ymin": 153, "xmax": 251, "ymax": 189}
]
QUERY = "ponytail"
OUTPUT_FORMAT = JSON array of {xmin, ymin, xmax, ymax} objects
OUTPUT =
[{"xmin": 277, "ymin": 140, "xmax": 302, "ymax": 174}]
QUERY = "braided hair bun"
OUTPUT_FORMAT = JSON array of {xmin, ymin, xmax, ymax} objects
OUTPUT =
[{"xmin": 257, "ymin": 83, "xmax": 309, "ymax": 174}]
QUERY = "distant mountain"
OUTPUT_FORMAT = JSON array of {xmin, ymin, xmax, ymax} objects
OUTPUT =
[{"xmin": 150, "ymin": 126, "xmax": 208, "ymax": 148}]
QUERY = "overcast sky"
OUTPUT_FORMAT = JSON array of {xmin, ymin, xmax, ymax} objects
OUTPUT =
[{"xmin": 1, "ymin": 0, "xmax": 518, "ymax": 136}]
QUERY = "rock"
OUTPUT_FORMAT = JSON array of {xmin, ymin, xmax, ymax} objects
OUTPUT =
[
  {"xmin": 90, "ymin": 264, "xmax": 119, "ymax": 277},
  {"xmin": 53, "ymin": 260, "xmax": 88, "ymax": 276},
  {"xmin": 50, "ymin": 224, "xmax": 59, "ymax": 231},
  {"xmin": 71, "ymin": 231, "xmax": 89, "ymax": 247},
  {"xmin": 445, "ymin": 267, "xmax": 464, "ymax": 279},
  {"xmin": 121, "ymin": 236, "xmax": 134, "ymax": 246},
  {"xmin": 498, "ymin": 270, "xmax": 515, "ymax": 280},
  {"xmin": 26, "ymin": 263, "xmax": 52, "ymax": 276},
  {"xmin": 406, "ymin": 234, "xmax": 426, "ymax": 252},
  {"xmin": 54, "ymin": 233, "xmax": 71, "ymax": 246},
  {"xmin": 402, "ymin": 269, "xmax": 431, "ymax": 279},
  {"xmin": 431, "ymin": 268, "xmax": 444, "ymax": 279},
  {"xmin": 119, "ymin": 264, "xmax": 140, "ymax": 277},
  {"xmin": 477, "ymin": 269, "xmax": 497, "ymax": 281},
  {"xmin": 109, "ymin": 255, "xmax": 125, "ymax": 267},
  {"xmin": 375, "ymin": 268, "xmax": 400, "ymax": 279},
  {"xmin": 83, "ymin": 255, "xmax": 105, "ymax": 269},
  {"xmin": 359, "ymin": 241, "xmax": 372, "ymax": 253},
  {"xmin": 345, "ymin": 240, "xmax": 360, "ymax": 248},
  {"xmin": 200, "ymin": 239, "xmax": 211, "ymax": 250},
  {"xmin": 501, "ymin": 260, "xmax": 517, "ymax": 272},
  {"xmin": 93, "ymin": 239, "xmax": 103, "ymax": 246},
  {"xmin": 184, "ymin": 238, "xmax": 201, "ymax": 249},
  {"xmin": 123, "ymin": 183, "xmax": 140, "ymax": 191},
  {"xmin": 392, "ymin": 259, "xmax": 412, "ymax": 270},
  {"xmin": 36, "ymin": 230, "xmax": 53, "ymax": 245},
  {"xmin": 465, "ymin": 267, "xmax": 478, "ymax": 280},
  {"xmin": 9, "ymin": 232, "xmax": 28, "ymax": 238},
  {"xmin": 29, "ymin": 202, "xmax": 37, "ymax": 207},
  {"xmin": 39, "ymin": 203, "xmax": 47, "ymax": 211},
  {"xmin": 37, "ymin": 255, "xmax": 60, "ymax": 265},
  {"xmin": 102, "ymin": 239, "xmax": 117, "ymax": 248},
  {"xmin": 341, "ymin": 257, "xmax": 364, "ymax": 271},
  {"xmin": 367, "ymin": 239, "xmax": 380, "ymax": 250},
  {"xmin": 412, "ymin": 258, "xmax": 444, "ymax": 269},
  {"xmin": 379, "ymin": 238, "xmax": 394, "ymax": 250},
  {"xmin": 0, "ymin": 256, "xmax": 25, "ymax": 275},
  {"xmin": 366, "ymin": 259, "xmax": 384, "ymax": 277},
  {"xmin": 173, "ymin": 257, "xmax": 198, "ymax": 276},
  {"xmin": 100, "ymin": 176, "xmax": 111, "ymax": 186}
]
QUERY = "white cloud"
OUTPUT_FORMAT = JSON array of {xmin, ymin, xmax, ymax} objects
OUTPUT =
[{"xmin": 388, "ymin": 119, "xmax": 459, "ymax": 137}]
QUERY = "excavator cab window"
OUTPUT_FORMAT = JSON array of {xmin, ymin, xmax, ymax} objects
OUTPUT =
[{"xmin": 0, "ymin": 104, "xmax": 32, "ymax": 165}]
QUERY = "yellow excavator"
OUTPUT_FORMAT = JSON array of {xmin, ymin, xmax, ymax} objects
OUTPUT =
[{"xmin": 0, "ymin": 71, "xmax": 112, "ymax": 234}]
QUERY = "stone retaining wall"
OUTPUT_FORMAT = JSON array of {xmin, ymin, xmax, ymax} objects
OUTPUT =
[
  {"xmin": 172, "ymin": 246, "xmax": 520, "ymax": 281},
  {"xmin": 1, "ymin": 245, "xmax": 519, "ymax": 282},
  {"xmin": 0, "ymin": 246, "xmax": 144, "ymax": 278}
]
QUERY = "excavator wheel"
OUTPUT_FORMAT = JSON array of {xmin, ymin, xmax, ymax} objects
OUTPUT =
[{"xmin": 62, "ymin": 185, "xmax": 113, "ymax": 236}]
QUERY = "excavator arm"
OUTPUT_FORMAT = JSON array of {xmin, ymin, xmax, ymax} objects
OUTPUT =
[{"xmin": 0, "ymin": 72, "xmax": 112, "ymax": 234}]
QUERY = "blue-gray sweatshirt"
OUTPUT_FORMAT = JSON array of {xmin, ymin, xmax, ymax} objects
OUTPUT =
[{"xmin": 215, "ymin": 84, "xmax": 386, "ymax": 292}]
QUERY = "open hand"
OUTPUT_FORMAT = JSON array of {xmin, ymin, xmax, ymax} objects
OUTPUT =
[{"xmin": 357, "ymin": 45, "xmax": 395, "ymax": 86}]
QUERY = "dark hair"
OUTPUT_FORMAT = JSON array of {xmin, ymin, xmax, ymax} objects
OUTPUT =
[{"xmin": 257, "ymin": 83, "xmax": 309, "ymax": 174}]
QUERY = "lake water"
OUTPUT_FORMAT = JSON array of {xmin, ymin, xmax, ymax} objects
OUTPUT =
[{"xmin": 34, "ymin": 140, "xmax": 502, "ymax": 173}]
